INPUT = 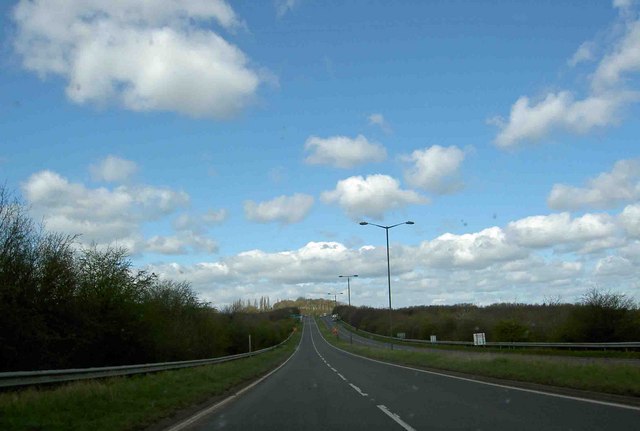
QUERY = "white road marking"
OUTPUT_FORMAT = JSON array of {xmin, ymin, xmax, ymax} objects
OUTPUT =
[
  {"xmin": 349, "ymin": 383, "xmax": 368, "ymax": 397},
  {"xmin": 337, "ymin": 373, "xmax": 347, "ymax": 381},
  {"xmin": 313, "ymin": 318, "xmax": 640, "ymax": 412},
  {"xmin": 377, "ymin": 405, "xmax": 416, "ymax": 431}
]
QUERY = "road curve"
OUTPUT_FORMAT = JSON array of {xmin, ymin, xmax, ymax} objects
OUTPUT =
[{"xmin": 180, "ymin": 317, "xmax": 639, "ymax": 430}]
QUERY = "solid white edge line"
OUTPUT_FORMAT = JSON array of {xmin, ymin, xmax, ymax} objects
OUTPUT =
[
  {"xmin": 164, "ymin": 322, "xmax": 304, "ymax": 431},
  {"xmin": 377, "ymin": 405, "xmax": 416, "ymax": 431},
  {"xmin": 313, "ymin": 318, "xmax": 640, "ymax": 412}
]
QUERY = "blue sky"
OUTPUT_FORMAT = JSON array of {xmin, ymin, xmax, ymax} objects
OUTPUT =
[{"xmin": 1, "ymin": 0, "xmax": 639, "ymax": 307}]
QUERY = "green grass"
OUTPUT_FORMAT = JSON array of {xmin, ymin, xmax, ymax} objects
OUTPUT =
[
  {"xmin": 339, "ymin": 321, "xmax": 640, "ymax": 359},
  {"xmin": 0, "ymin": 329, "xmax": 301, "ymax": 431},
  {"xmin": 319, "ymin": 319, "xmax": 640, "ymax": 397}
]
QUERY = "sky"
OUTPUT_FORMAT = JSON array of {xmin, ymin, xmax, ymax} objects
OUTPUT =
[{"xmin": 1, "ymin": 0, "xmax": 639, "ymax": 308}]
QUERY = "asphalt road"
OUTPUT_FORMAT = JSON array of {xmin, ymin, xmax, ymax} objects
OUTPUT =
[{"xmin": 182, "ymin": 317, "xmax": 639, "ymax": 430}]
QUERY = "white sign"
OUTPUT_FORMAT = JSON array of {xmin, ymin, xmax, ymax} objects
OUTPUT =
[
  {"xmin": 473, "ymin": 332, "xmax": 486, "ymax": 346},
  {"xmin": 430, "ymin": 335, "xmax": 437, "ymax": 343}
]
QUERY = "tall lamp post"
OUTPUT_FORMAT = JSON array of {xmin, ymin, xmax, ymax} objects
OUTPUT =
[
  {"xmin": 338, "ymin": 275, "xmax": 358, "ymax": 306},
  {"xmin": 359, "ymin": 220, "xmax": 414, "ymax": 339}
]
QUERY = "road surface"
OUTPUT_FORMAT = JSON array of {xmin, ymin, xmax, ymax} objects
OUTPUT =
[{"xmin": 180, "ymin": 317, "xmax": 639, "ymax": 430}]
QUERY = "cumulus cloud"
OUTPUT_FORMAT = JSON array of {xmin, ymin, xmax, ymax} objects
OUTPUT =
[
  {"xmin": 492, "ymin": 91, "xmax": 628, "ymax": 148},
  {"xmin": 594, "ymin": 255, "xmax": 634, "ymax": 276},
  {"xmin": 12, "ymin": 0, "xmax": 261, "ymax": 118},
  {"xmin": 491, "ymin": 3, "xmax": 640, "ymax": 147},
  {"xmin": 146, "ymin": 202, "xmax": 640, "ymax": 307},
  {"xmin": 619, "ymin": 203, "xmax": 640, "ymax": 237},
  {"xmin": 22, "ymin": 169, "xmax": 190, "ymax": 250},
  {"xmin": 174, "ymin": 209, "xmax": 228, "ymax": 232},
  {"xmin": 592, "ymin": 20, "xmax": 640, "ymax": 91},
  {"xmin": 402, "ymin": 145, "xmax": 465, "ymax": 194},
  {"xmin": 419, "ymin": 227, "xmax": 527, "ymax": 269},
  {"xmin": 203, "ymin": 208, "xmax": 229, "ymax": 224},
  {"xmin": 548, "ymin": 159, "xmax": 640, "ymax": 210},
  {"xmin": 304, "ymin": 135, "xmax": 387, "ymax": 168},
  {"xmin": 90, "ymin": 155, "xmax": 138, "ymax": 183},
  {"xmin": 244, "ymin": 193, "xmax": 314, "ymax": 224},
  {"xmin": 146, "ymin": 232, "xmax": 218, "ymax": 255},
  {"xmin": 321, "ymin": 174, "xmax": 428, "ymax": 220},
  {"xmin": 506, "ymin": 212, "xmax": 617, "ymax": 249}
]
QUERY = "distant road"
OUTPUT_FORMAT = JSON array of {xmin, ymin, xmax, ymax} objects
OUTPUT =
[{"xmin": 179, "ymin": 317, "xmax": 639, "ymax": 430}]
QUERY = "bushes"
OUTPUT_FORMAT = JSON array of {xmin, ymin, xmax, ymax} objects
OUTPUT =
[
  {"xmin": 0, "ymin": 188, "xmax": 295, "ymax": 371},
  {"xmin": 560, "ymin": 289, "xmax": 640, "ymax": 342},
  {"xmin": 336, "ymin": 292, "xmax": 639, "ymax": 343}
]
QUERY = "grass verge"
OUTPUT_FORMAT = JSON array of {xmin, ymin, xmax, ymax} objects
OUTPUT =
[
  {"xmin": 339, "ymin": 321, "xmax": 640, "ymax": 359},
  {"xmin": 318, "ymin": 319, "xmax": 640, "ymax": 398},
  {"xmin": 0, "ymin": 329, "xmax": 301, "ymax": 431}
]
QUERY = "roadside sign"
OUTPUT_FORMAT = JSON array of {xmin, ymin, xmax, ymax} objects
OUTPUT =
[{"xmin": 473, "ymin": 332, "xmax": 486, "ymax": 346}]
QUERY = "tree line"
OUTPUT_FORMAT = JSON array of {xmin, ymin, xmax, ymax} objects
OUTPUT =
[
  {"xmin": 335, "ymin": 290, "xmax": 640, "ymax": 343},
  {"xmin": 0, "ymin": 188, "xmax": 297, "ymax": 371}
]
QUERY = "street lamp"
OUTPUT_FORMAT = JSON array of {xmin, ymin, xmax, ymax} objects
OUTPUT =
[
  {"xmin": 327, "ymin": 292, "xmax": 343, "ymax": 310},
  {"xmin": 359, "ymin": 220, "xmax": 415, "ymax": 339},
  {"xmin": 338, "ymin": 275, "xmax": 358, "ymax": 306}
]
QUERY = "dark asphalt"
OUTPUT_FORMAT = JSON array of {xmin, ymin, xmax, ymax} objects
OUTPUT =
[{"xmin": 184, "ymin": 317, "xmax": 639, "ymax": 430}]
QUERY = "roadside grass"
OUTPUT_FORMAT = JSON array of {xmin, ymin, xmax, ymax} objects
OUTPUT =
[
  {"xmin": 338, "ymin": 321, "xmax": 640, "ymax": 359},
  {"xmin": 318, "ymin": 319, "xmax": 640, "ymax": 397},
  {"xmin": 0, "ymin": 329, "xmax": 301, "ymax": 431}
]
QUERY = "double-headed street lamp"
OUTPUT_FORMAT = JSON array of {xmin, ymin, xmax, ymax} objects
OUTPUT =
[
  {"xmin": 327, "ymin": 291, "xmax": 343, "ymax": 309},
  {"xmin": 338, "ymin": 274, "xmax": 358, "ymax": 306},
  {"xmin": 359, "ymin": 220, "xmax": 415, "ymax": 339}
]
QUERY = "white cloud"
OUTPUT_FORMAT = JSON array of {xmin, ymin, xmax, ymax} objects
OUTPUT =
[
  {"xmin": 419, "ymin": 227, "xmax": 527, "ymax": 269},
  {"xmin": 304, "ymin": 135, "xmax": 387, "ymax": 168},
  {"xmin": 402, "ymin": 145, "xmax": 465, "ymax": 194},
  {"xmin": 548, "ymin": 159, "xmax": 640, "ymax": 210},
  {"xmin": 89, "ymin": 155, "xmax": 138, "ymax": 183},
  {"xmin": 619, "ymin": 203, "xmax": 640, "ymax": 237},
  {"xmin": 368, "ymin": 113, "xmax": 392, "ymax": 133},
  {"xmin": 22, "ymin": 169, "xmax": 190, "ymax": 250},
  {"xmin": 276, "ymin": 0, "xmax": 298, "ymax": 17},
  {"xmin": 174, "ymin": 209, "xmax": 228, "ymax": 232},
  {"xmin": 492, "ymin": 91, "xmax": 627, "ymax": 148},
  {"xmin": 321, "ymin": 174, "xmax": 428, "ymax": 220},
  {"xmin": 501, "ymin": 257, "xmax": 583, "ymax": 285},
  {"xmin": 12, "ymin": 0, "xmax": 261, "ymax": 118},
  {"xmin": 592, "ymin": 20, "xmax": 640, "ymax": 90},
  {"xmin": 203, "ymin": 208, "xmax": 228, "ymax": 224},
  {"xmin": 244, "ymin": 193, "xmax": 314, "ymax": 224},
  {"xmin": 594, "ymin": 255, "xmax": 634, "ymax": 276},
  {"xmin": 568, "ymin": 41, "xmax": 596, "ymax": 67},
  {"xmin": 491, "ymin": 4, "xmax": 640, "ymax": 148},
  {"xmin": 146, "ymin": 232, "xmax": 218, "ymax": 255},
  {"xmin": 613, "ymin": 0, "xmax": 635, "ymax": 11},
  {"xmin": 506, "ymin": 212, "xmax": 617, "ymax": 249},
  {"xmin": 146, "ymin": 202, "xmax": 640, "ymax": 307}
]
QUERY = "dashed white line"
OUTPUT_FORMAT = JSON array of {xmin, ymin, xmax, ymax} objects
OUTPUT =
[
  {"xmin": 337, "ymin": 373, "xmax": 347, "ymax": 381},
  {"xmin": 377, "ymin": 405, "xmax": 416, "ymax": 431},
  {"xmin": 349, "ymin": 383, "xmax": 368, "ymax": 397}
]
